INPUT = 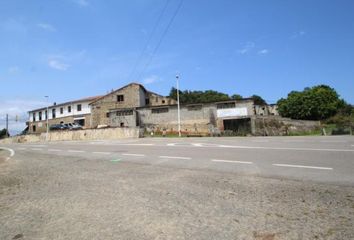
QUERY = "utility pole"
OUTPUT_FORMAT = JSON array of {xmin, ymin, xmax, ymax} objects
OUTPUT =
[
  {"xmin": 45, "ymin": 96, "xmax": 49, "ymax": 141},
  {"xmin": 6, "ymin": 114, "xmax": 9, "ymax": 137},
  {"xmin": 176, "ymin": 75, "xmax": 181, "ymax": 137}
]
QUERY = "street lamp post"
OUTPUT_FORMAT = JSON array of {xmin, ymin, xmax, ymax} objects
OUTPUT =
[
  {"xmin": 176, "ymin": 75, "xmax": 181, "ymax": 137},
  {"xmin": 45, "ymin": 96, "xmax": 49, "ymax": 141}
]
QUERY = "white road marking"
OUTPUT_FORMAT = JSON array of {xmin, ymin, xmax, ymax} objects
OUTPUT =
[
  {"xmin": 17, "ymin": 147, "xmax": 27, "ymax": 150},
  {"xmin": 212, "ymin": 159, "xmax": 253, "ymax": 164},
  {"xmin": 48, "ymin": 149, "xmax": 62, "ymax": 152},
  {"xmin": 31, "ymin": 148, "xmax": 43, "ymax": 151},
  {"xmin": 218, "ymin": 144, "xmax": 354, "ymax": 152},
  {"xmin": 92, "ymin": 151, "xmax": 111, "ymax": 155},
  {"xmin": 122, "ymin": 153, "xmax": 145, "ymax": 157},
  {"xmin": 192, "ymin": 143, "xmax": 203, "ymax": 147},
  {"xmin": 0, "ymin": 147, "xmax": 15, "ymax": 161},
  {"xmin": 159, "ymin": 156, "xmax": 191, "ymax": 160},
  {"xmin": 26, "ymin": 145, "xmax": 47, "ymax": 148},
  {"xmin": 167, "ymin": 143, "xmax": 176, "ymax": 146},
  {"xmin": 272, "ymin": 163, "xmax": 333, "ymax": 170},
  {"xmin": 68, "ymin": 150, "xmax": 85, "ymax": 153},
  {"xmin": 252, "ymin": 140, "xmax": 269, "ymax": 143}
]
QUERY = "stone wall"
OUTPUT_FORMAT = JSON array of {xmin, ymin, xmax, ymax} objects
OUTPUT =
[
  {"xmin": 0, "ymin": 127, "xmax": 141, "ymax": 144},
  {"xmin": 253, "ymin": 116, "xmax": 320, "ymax": 136}
]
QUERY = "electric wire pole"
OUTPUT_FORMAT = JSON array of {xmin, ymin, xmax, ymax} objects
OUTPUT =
[
  {"xmin": 176, "ymin": 75, "xmax": 181, "ymax": 137},
  {"xmin": 6, "ymin": 114, "xmax": 9, "ymax": 137}
]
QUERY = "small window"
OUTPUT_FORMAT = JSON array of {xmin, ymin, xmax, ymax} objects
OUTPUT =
[
  {"xmin": 216, "ymin": 102, "xmax": 235, "ymax": 109},
  {"xmin": 60, "ymin": 107, "xmax": 63, "ymax": 114},
  {"xmin": 117, "ymin": 95, "xmax": 124, "ymax": 102},
  {"xmin": 39, "ymin": 111, "xmax": 42, "ymax": 121},
  {"xmin": 106, "ymin": 112, "xmax": 110, "ymax": 118},
  {"xmin": 68, "ymin": 106, "xmax": 71, "ymax": 113},
  {"xmin": 152, "ymin": 108, "xmax": 169, "ymax": 114},
  {"xmin": 32, "ymin": 113, "xmax": 36, "ymax": 122},
  {"xmin": 32, "ymin": 125, "xmax": 36, "ymax": 132},
  {"xmin": 145, "ymin": 98, "xmax": 150, "ymax": 105},
  {"xmin": 45, "ymin": 110, "xmax": 47, "ymax": 120},
  {"xmin": 115, "ymin": 110, "xmax": 133, "ymax": 116},
  {"xmin": 162, "ymin": 100, "xmax": 165, "ymax": 104},
  {"xmin": 120, "ymin": 122, "xmax": 124, "ymax": 127},
  {"xmin": 52, "ymin": 109, "xmax": 56, "ymax": 119},
  {"xmin": 77, "ymin": 104, "xmax": 82, "ymax": 111}
]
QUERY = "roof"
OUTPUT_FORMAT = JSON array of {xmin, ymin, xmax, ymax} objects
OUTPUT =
[
  {"xmin": 89, "ymin": 82, "xmax": 148, "ymax": 105},
  {"xmin": 29, "ymin": 95, "xmax": 102, "ymax": 113}
]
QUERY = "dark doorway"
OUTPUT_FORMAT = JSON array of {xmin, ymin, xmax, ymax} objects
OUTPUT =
[
  {"xmin": 223, "ymin": 118, "xmax": 251, "ymax": 135},
  {"xmin": 74, "ymin": 119, "xmax": 85, "ymax": 127}
]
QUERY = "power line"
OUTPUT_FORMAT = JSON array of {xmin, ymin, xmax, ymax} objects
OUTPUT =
[
  {"xmin": 128, "ymin": 0, "xmax": 171, "ymax": 82},
  {"xmin": 136, "ymin": 0, "xmax": 184, "ymax": 82}
]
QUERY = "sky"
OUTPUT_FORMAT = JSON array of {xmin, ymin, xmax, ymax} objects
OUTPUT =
[{"xmin": 1, "ymin": 0, "xmax": 354, "ymax": 134}]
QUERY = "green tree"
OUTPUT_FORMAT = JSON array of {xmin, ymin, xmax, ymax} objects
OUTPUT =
[
  {"xmin": 231, "ymin": 94, "xmax": 243, "ymax": 100},
  {"xmin": 277, "ymin": 85, "xmax": 343, "ymax": 120},
  {"xmin": 168, "ymin": 87, "xmax": 230, "ymax": 104},
  {"xmin": 251, "ymin": 95, "xmax": 267, "ymax": 105},
  {"xmin": 0, "ymin": 128, "xmax": 9, "ymax": 139}
]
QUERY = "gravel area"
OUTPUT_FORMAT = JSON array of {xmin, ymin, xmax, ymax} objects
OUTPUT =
[{"xmin": 0, "ymin": 151, "xmax": 354, "ymax": 240}]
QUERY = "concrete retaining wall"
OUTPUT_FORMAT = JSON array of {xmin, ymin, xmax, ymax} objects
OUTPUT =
[{"xmin": 0, "ymin": 127, "xmax": 141, "ymax": 144}]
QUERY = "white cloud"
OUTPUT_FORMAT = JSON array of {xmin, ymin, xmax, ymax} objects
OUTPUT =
[
  {"xmin": 291, "ymin": 30, "xmax": 306, "ymax": 39},
  {"xmin": 142, "ymin": 75, "xmax": 159, "ymax": 84},
  {"xmin": 258, "ymin": 49, "xmax": 269, "ymax": 55},
  {"xmin": 75, "ymin": 0, "xmax": 89, "ymax": 7},
  {"xmin": 8, "ymin": 66, "xmax": 20, "ymax": 74},
  {"xmin": 238, "ymin": 42, "xmax": 255, "ymax": 55},
  {"xmin": 0, "ymin": 99, "xmax": 47, "ymax": 135},
  {"xmin": 48, "ymin": 59, "xmax": 70, "ymax": 71},
  {"xmin": 37, "ymin": 23, "xmax": 56, "ymax": 32}
]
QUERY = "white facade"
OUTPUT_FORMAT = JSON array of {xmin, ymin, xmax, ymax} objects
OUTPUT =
[{"xmin": 29, "ymin": 100, "xmax": 92, "ymax": 122}]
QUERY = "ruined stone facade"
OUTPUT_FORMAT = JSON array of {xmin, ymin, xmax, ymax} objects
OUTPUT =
[{"xmin": 90, "ymin": 83, "xmax": 177, "ymax": 128}]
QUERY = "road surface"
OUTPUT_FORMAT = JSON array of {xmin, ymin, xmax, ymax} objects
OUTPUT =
[{"xmin": 1, "ymin": 136, "xmax": 354, "ymax": 239}]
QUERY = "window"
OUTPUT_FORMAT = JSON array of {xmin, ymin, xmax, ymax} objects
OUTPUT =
[
  {"xmin": 32, "ymin": 113, "xmax": 36, "ymax": 122},
  {"xmin": 152, "ymin": 108, "xmax": 169, "ymax": 114},
  {"xmin": 188, "ymin": 104, "xmax": 202, "ymax": 111},
  {"xmin": 45, "ymin": 110, "xmax": 47, "ymax": 120},
  {"xmin": 106, "ymin": 112, "xmax": 110, "ymax": 118},
  {"xmin": 68, "ymin": 106, "xmax": 71, "ymax": 113},
  {"xmin": 117, "ymin": 95, "xmax": 124, "ymax": 102},
  {"xmin": 60, "ymin": 107, "xmax": 63, "ymax": 114},
  {"xmin": 145, "ymin": 98, "xmax": 150, "ymax": 105},
  {"xmin": 52, "ymin": 109, "xmax": 56, "ymax": 119},
  {"xmin": 32, "ymin": 125, "xmax": 36, "ymax": 132},
  {"xmin": 216, "ymin": 102, "xmax": 235, "ymax": 109},
  {"xmin": 115, "ymin": 110, "xmax": 133, "ymax": 116},
  {"xmin": 162, "ymin": 100, "xmax": 165, "ymax": 104},
  {"xmin": 155, "ymin": 97, "xmax": 158, "ymax": 102},
  {"xmin": 77, "ymin": 104, "xmax": 82, "ymax": 111},
  {"xmin": 39, "ymin": 111, "xmax": 42, "ymax": 121}
]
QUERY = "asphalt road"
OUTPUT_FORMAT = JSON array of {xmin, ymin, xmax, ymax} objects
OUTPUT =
[
  {"xmin": 3, "ymin": 135, "xmax": 354, "ymax": 185},
  {"xmin": 1, "ymin": 136, "xmax": 354, "ymax": 239}
]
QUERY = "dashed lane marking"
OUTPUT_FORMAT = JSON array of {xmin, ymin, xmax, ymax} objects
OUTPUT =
[
  {"xmin": 122, "ymin": 153, "xmax": 145, "ymax": 157},
  {"xmin": 31, "ymin": 148, "xmax": 43, "ymax": 151},
  {"xmin": 272, "ymin": 163, "xmax": 333, "ymax": 170},
  {"xmin": 92, "ymin": 151, "xmax": 111, "ymax": 155},
  {"xmin": 159, "ymin": 156, "xmax": 191, "ymax": 160},
  {"xmin": 68, "ymin": 150, "xmax": 85, "ymax": 153},
  {"xmin": 212, "ymin": 159, "xmax": 253, "ymax": 164},
  {"xmin": 192, "ymin": 143, "xmax": 203, "ymax": 147},
  {"xmin": 218, "ymin": 145, "xmax": 354, "ymax": 152},
  {"xmin": 48, "ymin": 149, "xmax": 62, "ymax": 152},
  {"xmin": 17, "ymin": 148, "xmax": 27, "ymax": 150}
]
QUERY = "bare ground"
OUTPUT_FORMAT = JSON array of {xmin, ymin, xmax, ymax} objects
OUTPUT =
[{"xmin": 0, "ymin": 151, "xmax": 353, "ymax": 240}]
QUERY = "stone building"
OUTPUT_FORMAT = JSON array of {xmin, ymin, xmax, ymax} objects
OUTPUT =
[
  {"xmin": 27, "ymin": 82, "xmax": 287, "ymax": 136},
  {"xmin": 90, "ymin": 83, "xmax": 176, "ymax": 128}
]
